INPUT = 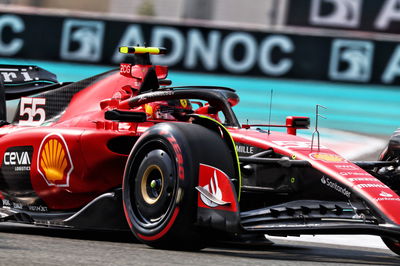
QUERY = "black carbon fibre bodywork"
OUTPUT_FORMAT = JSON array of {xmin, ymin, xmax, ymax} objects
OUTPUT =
[{"xmin": 12, "ymin": 70, "xmax": 117, "ymax": 124}]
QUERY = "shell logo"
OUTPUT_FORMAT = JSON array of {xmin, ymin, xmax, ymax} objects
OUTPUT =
[
  {"xmin": 38, "ymin": 133, "xmax": 74, "ymax": 187},
  {"xmin": 310, "ymin": 152, "xmax": 345, "ymax": 163}
]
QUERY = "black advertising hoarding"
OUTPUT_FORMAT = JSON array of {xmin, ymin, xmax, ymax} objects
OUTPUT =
[
  {"xmin": 286, "ymin": 0, "xmax": 400, "ymax": 34},
  {"xmin": 1, "ymin": 12, "xmax": 400, "ymax": 86},
  {"xmin": 0, "ymin": 12, "xmax": 310, "ymax": 77}
]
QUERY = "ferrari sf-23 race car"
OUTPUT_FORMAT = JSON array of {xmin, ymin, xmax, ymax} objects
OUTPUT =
[{"xmin": 0, "ymin": 47, "xmax": 400, "ymax": 255}]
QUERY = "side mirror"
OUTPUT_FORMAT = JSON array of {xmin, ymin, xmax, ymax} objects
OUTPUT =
[
  {"xmin": 286, "ymin": 116, "xmax": 310, "ymax": 135},
  {"xmin": 105, "ymin": 110, "xmax": 147, "ymax": 122}
]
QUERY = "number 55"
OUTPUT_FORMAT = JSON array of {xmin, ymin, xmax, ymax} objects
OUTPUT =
[{"xmin": 19, "ymin": 97, "xmax": 46, "ymax": 126}]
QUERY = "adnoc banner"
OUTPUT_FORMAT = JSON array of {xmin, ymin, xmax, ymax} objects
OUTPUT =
[
  {"xmin": 286, "ymin": 0, "xmax": 400, "ymax": 34},
  {"xmin": 1, "ymin": 12, "xmax": 400, "ymax": 86}
]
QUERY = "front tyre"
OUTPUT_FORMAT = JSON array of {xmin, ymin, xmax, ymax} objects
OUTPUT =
[{"xmin": 122, "ymin": 123, "xmax": 235, "ymax": 250}]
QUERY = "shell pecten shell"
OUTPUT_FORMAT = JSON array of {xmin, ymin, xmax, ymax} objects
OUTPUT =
[{"xmin": 40, "ymin": 139, "xmax": 68, "ymax": 182}]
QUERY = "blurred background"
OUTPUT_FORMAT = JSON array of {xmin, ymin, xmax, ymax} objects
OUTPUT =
[
  {"xmin": 0, "ymin": 0, "xmax": 399, "ymax": 158},
  {"xmin": 0, "ymin": 0, "xmax": 285, "ymax": 25}
]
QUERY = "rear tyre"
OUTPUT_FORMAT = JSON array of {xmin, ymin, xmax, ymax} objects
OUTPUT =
[
  {"xmin": 375, "ymin": 147, "xmax": 400, "ymax": 194},
  {"xmin": 122, "ymin": 123, "xmax": 235, "ymax": 250}
]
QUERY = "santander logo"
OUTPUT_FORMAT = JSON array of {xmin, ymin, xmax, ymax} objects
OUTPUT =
[
  {"xmin": 197, "ymin": 163, "xmax": 237, "ymax": 212},
  {"xmin": 200, "ymin": 170, "xmax": 223, "ymax": 208}
]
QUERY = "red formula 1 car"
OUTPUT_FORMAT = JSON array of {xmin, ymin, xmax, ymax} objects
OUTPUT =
[{"xmin": 0, "ymin": 47, "xmax": 400, "ymax": 254}]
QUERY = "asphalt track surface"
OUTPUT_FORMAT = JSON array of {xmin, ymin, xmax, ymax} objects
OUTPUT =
[{"xmin": 0, "ymin": 223, "xmax": 398, "ymax": 266}]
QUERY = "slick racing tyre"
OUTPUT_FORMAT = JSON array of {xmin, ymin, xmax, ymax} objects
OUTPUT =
[
  {"xmin": 382, "ymin": 237, "xmax": 400, "ymax": 256},
  {"xmin": 122, "ymin": 122, "xmax": 235, "ymax": 250},
  {"xmin": 375, "ymin": 143, "xmax": 400, "ymax": 193}
]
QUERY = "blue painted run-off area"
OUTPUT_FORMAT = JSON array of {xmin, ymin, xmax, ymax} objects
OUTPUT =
[{"xmin": 1, "ymin": 58, "xmax": 399, "ymax": 136}]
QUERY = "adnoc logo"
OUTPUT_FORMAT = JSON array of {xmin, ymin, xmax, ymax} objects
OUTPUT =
[
  {"xmin": 38, "ymin": 133, "xmax": 74, "ymax": 187},
  {"xmin": 60, "ymin": 19, "xmax": 105, "ymax": 62},
  {"xmin": 329, "ymin": 39, "xmax": 373, "ymax": 82}
]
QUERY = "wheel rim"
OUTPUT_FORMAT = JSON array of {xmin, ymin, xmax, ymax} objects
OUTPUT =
[
  {"xmin": 132, "ymin": 147, "xmax": 177, "ymax": 230},
  {"xmin": 141, "ymin": 165, "xmax": 164, "ymax": 205}
]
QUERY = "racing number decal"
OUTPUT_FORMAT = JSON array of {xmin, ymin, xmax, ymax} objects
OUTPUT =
[
  {"xmin": 120, "ymin": 63, "xmax": 131, "ymax": 77},
  {"xmin": 19, "ymin": 97, "xmax": 46, "ymax": 126}
]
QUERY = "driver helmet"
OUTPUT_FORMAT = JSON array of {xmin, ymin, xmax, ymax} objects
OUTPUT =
[{"xmin": 145, "ymin": 99, "xmax": 192, "ymax": 121}]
